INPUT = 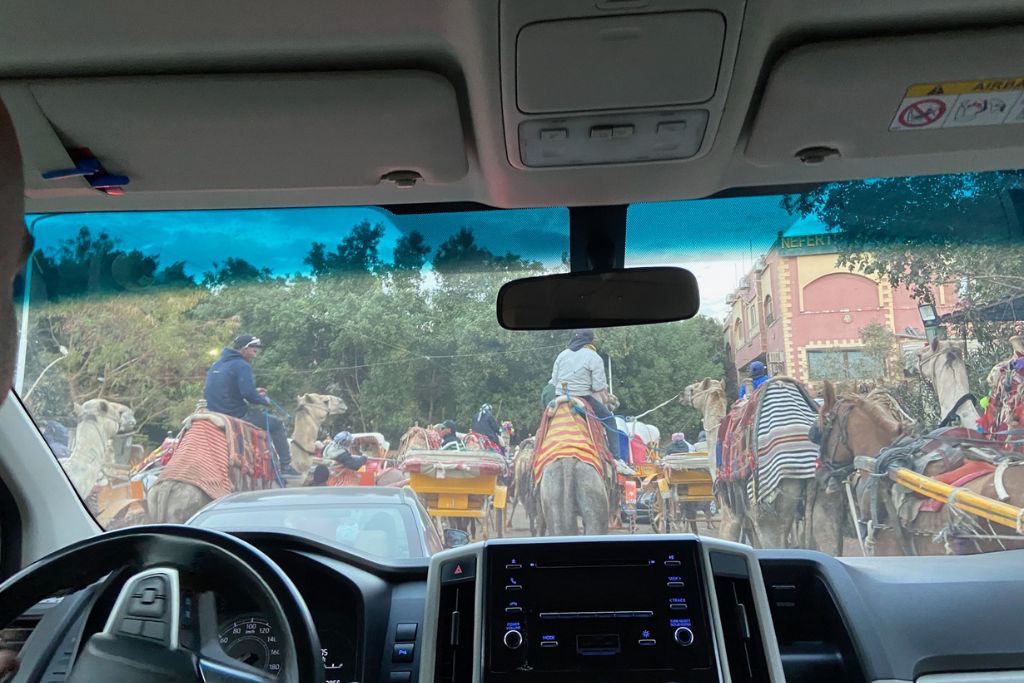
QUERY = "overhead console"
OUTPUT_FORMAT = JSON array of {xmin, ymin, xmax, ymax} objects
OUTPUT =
[
  {"xmin": 421, "ymin": 537, "xmax": 785, "ymax": 683},
  {"xmin": 500, "ymin": 0, "xmax": 745, "ymax": 168}
]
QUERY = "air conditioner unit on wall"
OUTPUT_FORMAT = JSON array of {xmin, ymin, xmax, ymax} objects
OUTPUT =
[
  {"xmin": 767, "ymin": 352, "xmax": 784, "ymax": 364},
  {"xmin": 739, "ymin": 276, "xmax": 750, "ymax": 289},
  {"xmin": 755, "ymin": 257, "xmax": 767, "ymax": 272}
]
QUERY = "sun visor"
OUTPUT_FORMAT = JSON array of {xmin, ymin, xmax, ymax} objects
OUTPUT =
[
  {"xmin": 745, "ymin": 28, "xmax": 1024, "ymax": 167},
  {"xmin": 3, "ymin": 71, "xmax": 467, "ymax": 197}
]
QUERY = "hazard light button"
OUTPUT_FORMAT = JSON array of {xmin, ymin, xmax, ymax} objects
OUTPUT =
[{"xmin": 441, "ymin": 557, "xmax": 476, "ymax": 584}]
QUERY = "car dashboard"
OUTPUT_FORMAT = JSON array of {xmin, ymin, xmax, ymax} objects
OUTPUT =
[{"xmin": 8, "ymin": 534, "xmax": 1024, "ymax": 683}]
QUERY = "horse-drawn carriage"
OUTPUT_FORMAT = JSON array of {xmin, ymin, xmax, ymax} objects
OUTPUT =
[
  {"xmin": 400, "ymin": 448, "xmax": 508, "ymax": 539},
  {"xmin": 650, "ymin": 450, "xmax": 715, "ymax": 533}
]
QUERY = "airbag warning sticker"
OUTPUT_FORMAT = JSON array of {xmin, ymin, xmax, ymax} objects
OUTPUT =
[{"xmin": 890, "ymin": 76, "xmax": 1024, "ymax": 130}]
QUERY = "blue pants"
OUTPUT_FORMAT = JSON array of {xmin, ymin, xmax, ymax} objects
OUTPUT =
[{"xmin": 585, "ymin": 397, "xmax": 620, "ymax": 459}]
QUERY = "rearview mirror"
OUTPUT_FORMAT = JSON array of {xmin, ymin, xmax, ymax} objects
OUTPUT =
[
  {"xmin": 497, "ymin": 267, "xmax": 699, "ymax": 330},
  {"xmin": 443, "ymin": 528, "xmax": 471, "ymax": 549}
]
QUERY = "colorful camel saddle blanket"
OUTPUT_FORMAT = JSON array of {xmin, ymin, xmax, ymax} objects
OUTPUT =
[
  {"xmin": 721, "ymin": 377, "xmax": 819, "ymax": 502},
  {"xmin": 401, "ymin": 451, "xmax": 505, "ymax": 478},
  {"xmin": 661, "ymin": 452, "xmax": 712, "ymax": 470},
  {"xmin": 979, "ymin": 353, "xmax": 1024, "ymax": 440},
  {"xmin": 156, "ymin": 411, "xmax": 276, "ymax": 500},
  {"xmin": 532, "ymin": 397, "xmax": 613, "ymax": 484}
]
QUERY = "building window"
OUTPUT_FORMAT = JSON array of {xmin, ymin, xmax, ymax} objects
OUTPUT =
[
  {"xmin": 746, "ymin": 301, "xmax": 758, "ymax": 339},
  {"xmin": 764, "ymin": 294, "xmax": 774, "ymax": 325},
  {"xmin": 807, "ymin": 349, "xmax": 885, "ymax": 381}
]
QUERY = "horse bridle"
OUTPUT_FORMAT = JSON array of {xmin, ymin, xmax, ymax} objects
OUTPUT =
[{"xmin": 814, "ymin": 399, "xmax": 856, "ymax": 473}]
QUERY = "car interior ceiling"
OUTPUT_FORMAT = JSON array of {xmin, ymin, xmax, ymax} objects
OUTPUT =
[{"xmin": 5, "ymin": 2, "xmax": 1024, "ymax": 683}]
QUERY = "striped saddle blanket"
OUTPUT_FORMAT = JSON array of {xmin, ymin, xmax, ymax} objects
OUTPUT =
[
  {"xmin": 532, "ymin": 398, "xmax": 613, "ymax": 484},
  {"xmin": 156, "ymin": 412, "xmax": 276, "ymax": 500},
  {"xmin": 721, "ymin": 377, "xmax": 819, "ymax": 503}
]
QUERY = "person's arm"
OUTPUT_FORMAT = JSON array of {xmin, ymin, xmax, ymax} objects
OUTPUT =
[
  {"xmin": 587, "ymin": 350, "xmax": 609, "ymax": 394},
  {"xmin": 236, "ymin": 363, "xmax": 269, "ymax": 406},
  {"xmin": 549, "ymin": 352, "xmax": 562, "ymax": 386}
]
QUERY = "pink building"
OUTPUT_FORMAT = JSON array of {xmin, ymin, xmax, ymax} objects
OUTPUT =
[{"xmin": 725, "ymin": 220, "xmax": 957, "ymax": 385}]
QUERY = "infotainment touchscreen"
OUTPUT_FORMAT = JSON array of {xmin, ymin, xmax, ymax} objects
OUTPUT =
[{"xmin": 485, "ymin": 540, "xmax": 718, "ymax": 683}]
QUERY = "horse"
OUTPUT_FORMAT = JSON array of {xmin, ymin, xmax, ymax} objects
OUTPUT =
[{"xmin": 814, "ymin": 381, "xmax": 1024, "ymax": 555}]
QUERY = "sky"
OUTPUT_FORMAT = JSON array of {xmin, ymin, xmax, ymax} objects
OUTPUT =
[{"xmin": 26, "ymin": 194, "xmax": 810, "ymax": 319}]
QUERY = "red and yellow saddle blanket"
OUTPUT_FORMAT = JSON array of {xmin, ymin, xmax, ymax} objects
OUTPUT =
[
  {"xmin": 156, "ymin": 412, "xmax": 275, "ymax": 499},
  {"xmin": 532, "ymin": 398, "xmax": 612, "ymax": 484}
]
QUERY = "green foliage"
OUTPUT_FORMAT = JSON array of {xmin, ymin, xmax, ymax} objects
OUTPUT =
[
  {"xmin": 24, "ymin": 222, "xmax": 726, "ymax": 452},
  {"xmin": 783, "ymin": 171, "xmax": 1024, "ymax": 397},
  {"xmin": 781, "ymin": 171, "xmax": 1024, "ymax": 303},
  {"xmin": 859, "ymin": 323, "xmax": 899, "ymax": 380}
]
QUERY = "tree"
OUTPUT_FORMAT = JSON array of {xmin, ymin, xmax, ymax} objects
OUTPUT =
[
  {"xmin": 782, "ymin": 171, "xmax": 1024, "ymax": 395},
  {"xmin": 24, "ymin": 288, "xmax": 236, "ymax": 440},
  {"xmin": 34, "ymin": 227, "xmax": 194, "ymax": 300},
  {"xmin": 781, "ymin": 171, "xmax": 1024, "ymax": 305},
  {"xmin": 202, "ymin": 257, "xmax": 271, "ymax": 286},
  {"xmin": 859, "ymin": 323, "xmax": 899, "ymax": 381},
  {"xmin": 304, "ymin": 220, "xmax": 386, "ymax": 275},
  {"xmin": 392, "ymin": 230, "xmax": 431, "ymax": 271}
]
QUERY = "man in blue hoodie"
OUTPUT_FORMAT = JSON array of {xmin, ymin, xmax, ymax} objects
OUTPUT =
[
  {"xmin": 738, "ymin": 360, "xmax": 770, "ymax": 400},
  {"xmin": 203, "ymin": 334, "xmax": 295, "ymax": 474}
]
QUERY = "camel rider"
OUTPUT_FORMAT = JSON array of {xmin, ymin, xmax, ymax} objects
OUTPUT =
[
  {"xmin": 203, "ymin": 334, "xmax": 296, "ymax": 474},
  {"xmin": 549, "ymin": 328, "xmax": 621, "ymax": 459},
  {"xmin": 437, "ymin": 420, "xmax": 459, "ymax": 447},
  {"xmin": 472, "ymin": 404, "xmax": 503, "ymax": 449},
  {"xmin": 664, "ymin": 432, "xmax": 692, "ymax": 456},
  {"xmin": 325, "ymin": 431, "xmax": 367, "ymax": 470},
  {"xmin": 738, "ymin": 360, "xmax": 770, "ymax": 400}
]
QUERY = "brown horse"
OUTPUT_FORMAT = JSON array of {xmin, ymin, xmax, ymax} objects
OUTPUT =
[{"xmin": 815, "ymin": 381, "xmax": 1024, "ymax": 555}]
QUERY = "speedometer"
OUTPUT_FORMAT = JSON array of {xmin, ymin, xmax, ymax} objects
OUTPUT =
[{"xmin": 218, "ymin": 615, "xmax": 284, "ymax": 676}]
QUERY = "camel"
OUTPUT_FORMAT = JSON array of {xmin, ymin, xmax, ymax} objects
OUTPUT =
[
  {"xmin": 61, "ymin": 399, "xmax": 136, "ymax": 498},
  {"xmin": 533, "ymin": 399, "xmax": 611, "ymax": 537},
  {"xmin": 815, "ymin": 381, "xmax": 1024, "ymax": 556},
  {"xmin": 709, "ymin": 376, "xmax": 820, "ymax": 548},
  {"xmin": 911, "ymin": 338, "xmax": 980, "ymax": 429},
  {"xmin": 288, "ymin": 393, "xmax": 347, "ymax": 474},
  {"xmin": 396, "ymin": 424, "xmax": 441, "ymax": 460},
  {"xmin": 506, "ymin": 437, "xmax": 536, "ymax": 532},
  {"xmin": 680, "ymin": 378, "xmax": 727, "ymax": 463},
  {"xmin": 146, "ymin": 389, "xmax": 344, "ymax": 524}
]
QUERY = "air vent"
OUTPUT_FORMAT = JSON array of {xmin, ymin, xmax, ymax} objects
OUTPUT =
[
  {"xmin": 434, "ymin": 557, "xmax": 477, "ymax": 683},
  {"xmin": 0, "ymin": 613, "xmax": 42, "ymax": 653},
  {"xmin": 710, "ymin": 552, "xmax": 770, "ymax": 683},
  {"xmin": 760, "ymin": 561, "xmax": 865, "ymax": 683}
]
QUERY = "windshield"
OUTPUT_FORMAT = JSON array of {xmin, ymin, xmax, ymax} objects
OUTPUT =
[
  {"xmin": 13, "ymin": 171, "xmax": 1024, "ymax": 558},
  {"xmin": 189, "ymin": 503, "xmax": 422, "ymax": 559}
]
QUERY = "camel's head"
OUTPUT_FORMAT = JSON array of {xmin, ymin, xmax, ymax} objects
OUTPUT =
[
  {"xmin": 297, "ymin": 393, "xmax": 347, "ymax": 416},
  {"xmin": 681, "ymin": 378, "xmax": 722, "ymax": 408},
  {"xmin": 74, "ymin": 399, "xmax": 136, "ymax": 433},
  {"xmin": 914, "ymin": 338, "xmax": 967, "ymax": 388}
]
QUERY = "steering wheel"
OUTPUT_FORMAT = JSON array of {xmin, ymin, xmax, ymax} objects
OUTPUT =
[{"xmin": 0, "ymin": 525, "xmax": 324, "ymax": 683}]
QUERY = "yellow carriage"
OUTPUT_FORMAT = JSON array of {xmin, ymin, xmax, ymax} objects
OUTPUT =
[
  {"xmin": 400, "ymin": 449, "xmax": 508, "ymax": 539},
  {"xmin": 651, "ymin": 451, "xmax": 716, "ymax": 533}
]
